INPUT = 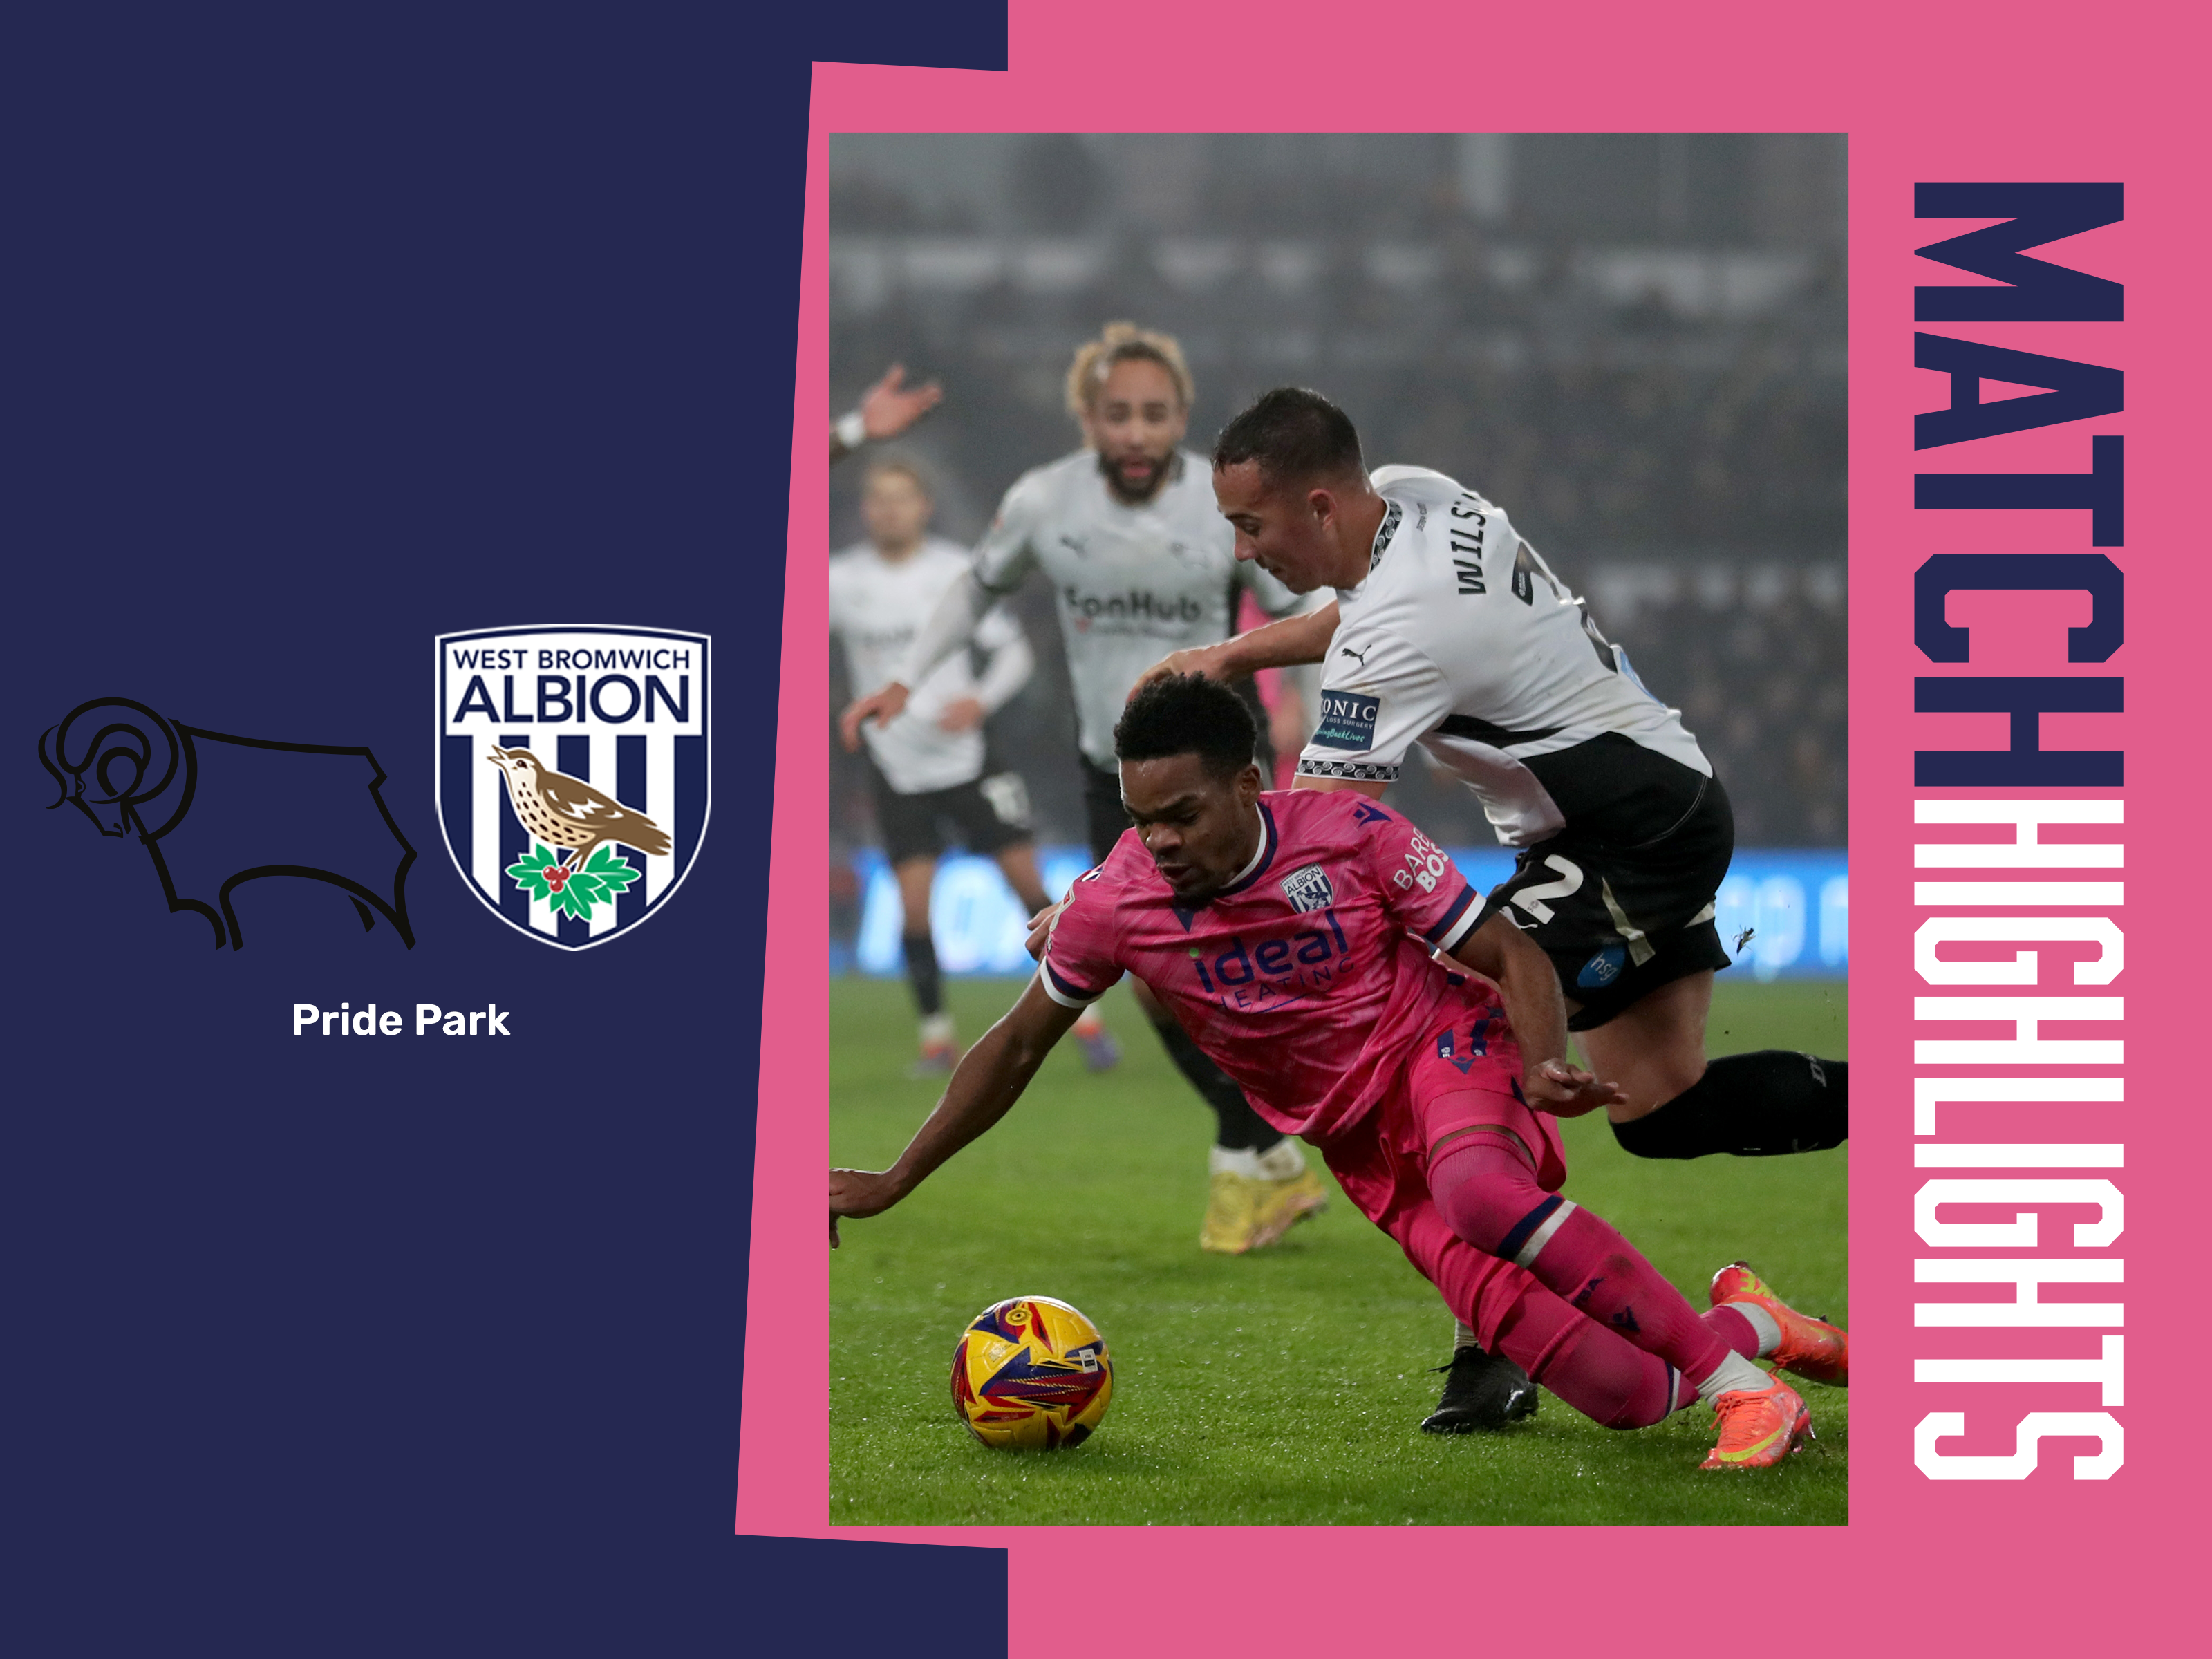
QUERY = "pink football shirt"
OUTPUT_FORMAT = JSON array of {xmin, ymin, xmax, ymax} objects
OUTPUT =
[{"xmin": 1041, "ymin": 789, "xmax": 1504, "ymax": 1141}]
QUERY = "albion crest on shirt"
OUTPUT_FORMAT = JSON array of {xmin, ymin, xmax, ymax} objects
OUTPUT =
[
  {"xmin": 436, "ymin": 625, "xmax": 709, "ymax": 950},
  {"xmin": 1279, "ymin": 863, "xmax": 1335, "ymax": 912},
  {"xmin": 1040, "ymin": 791, "xmax": 1492, "ymax": 1142}
]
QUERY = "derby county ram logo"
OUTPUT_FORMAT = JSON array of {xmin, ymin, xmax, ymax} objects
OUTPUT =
[
  {"xmin": 436, "ymin": 626, "xmax": 709, "ymax": 950},
  {"xmin": 39, "ymin": 697, "xmax": 415, "ymax": 950}
]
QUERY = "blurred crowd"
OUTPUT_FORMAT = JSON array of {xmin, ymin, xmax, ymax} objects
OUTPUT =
[{"xmin": 827, "ymin": 133, "xmax": 1846, "ymax": 900}]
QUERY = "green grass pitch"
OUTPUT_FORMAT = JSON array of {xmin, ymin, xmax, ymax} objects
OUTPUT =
[{"xmin": 830, "ymin": 974, "xmax": 1846, "ymax": 1526}]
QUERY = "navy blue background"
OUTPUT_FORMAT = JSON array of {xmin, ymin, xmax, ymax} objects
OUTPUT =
[{"xmin": 12, "ymin": 8, "xmax": 1006, "ymax": 1653}]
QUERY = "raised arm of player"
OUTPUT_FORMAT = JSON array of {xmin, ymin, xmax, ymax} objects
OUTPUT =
[
  {"xmin": 1446, "ymin": 912, "xmax": 1625, "ymax": 1118},
  {"xmin": 1130, "ymin": 601, "xmax": 1340, "ymax": 700},
  {"xmin": 831, "ymin": 363, "xmax": 944, "ymax": 460},
  {"xmin": 831, "ymin": 975, "xmax": 1082, "ymax": 1245}
]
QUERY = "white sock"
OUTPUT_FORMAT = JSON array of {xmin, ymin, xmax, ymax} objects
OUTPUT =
[
  {"xmin": 1209, "ymin": 1145, "xmax": 1263, "ymax": 1177},
  {"xmin": 1724, "ymin": 1300, "xmax": 1784, "ymax": 1358},
  {"xmin": 919, "ymin": 1011, "xmax": 955, "ymax": 1047},
  {"xmin": 1453, "ymin": 1319, "xmax": 1483, "ymax": 1352},
  {"xmin": 1694, "ymin": 1350, "xmax": 1773, "ymax": 1403},
  {"xmin": 1253, "ymin": 1138, "xmax": 1306, "ymax": 1181}
]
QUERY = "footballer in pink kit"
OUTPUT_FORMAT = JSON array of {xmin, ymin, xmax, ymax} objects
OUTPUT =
[
  {"xmin": 1041, "ymin": 771, "xmax": 1558, "ymax": 1163},
  {"xmin": 833, "ymin": 674, "xmax": 1848, "ymax": 1470}
]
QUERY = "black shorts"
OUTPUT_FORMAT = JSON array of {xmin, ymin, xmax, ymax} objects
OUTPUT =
[
  {"xmin": 1081, "ymin": 758, "xmax": 1132, "ymax": 865},
  {"xmin": 868, "ymin": 758, "xmax": 1032, "ymax": 866},
  {"xmin": 1475, "ymin": 747, "xmax": 1736, "ymax": 1031},
  {"xmin": 1081, "ymin": 680, "xmax": 1276, "ymax": 865}
]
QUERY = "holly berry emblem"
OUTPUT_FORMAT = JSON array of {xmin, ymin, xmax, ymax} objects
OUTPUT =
[{"xmin": 505, "ymin": 842, "xmax": 640, "ymax": 921}]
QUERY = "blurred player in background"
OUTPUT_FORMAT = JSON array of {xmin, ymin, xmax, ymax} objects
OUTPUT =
[
  {"xmin": 842, "ymin": 324, "xmax": 1325, "ymax": 1255},
  {"xmin": 831, "ymin": 457, "xmax": 1065, "ymax": 1075},
  {"xmin": 1143, "ymin": 387, "xmax": 1848, "ymax": 1426},
  {"xmin": 834, "ymin": 674, "xmax": 1846, "ymax": 1471},
  {"xmin": 830, "ymin": 363, "xmax": 942, "ymax": 462}
]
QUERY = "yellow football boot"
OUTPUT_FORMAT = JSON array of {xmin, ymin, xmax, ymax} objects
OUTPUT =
[
  {"xmin": 1248, "ymin": 1167, "xmax": 1329, "ymax": 1249},
  {"xmin": 1199, "ymin": 1171, "xmax": 1261, "ymax": 1253}
]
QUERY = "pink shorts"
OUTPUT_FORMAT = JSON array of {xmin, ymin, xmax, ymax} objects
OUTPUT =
[
  {"xmin": 1310, "ymin": 1011, "xmax": 1683, "ymax": 1428},
  {"xmin": 1387, "ymin": 1004, "xmax": 1566, "ymax": 1191},
  {"xmin": 1311, "ymin": 1008, "xmax": 1568, "ymax": 1348}
]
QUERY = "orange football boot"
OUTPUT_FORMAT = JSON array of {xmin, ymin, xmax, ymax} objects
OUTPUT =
[
  {"xmin": 1701, "ymin": 1375, "xmax": 1812, "ymax": 1471},
  {"xmin": 1710, "ymin": 1261, "xmax": 1848, "ymax": 1387}
]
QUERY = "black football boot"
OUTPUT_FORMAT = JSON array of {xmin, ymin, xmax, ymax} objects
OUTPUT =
[{"xmin": 1418, "ymin": 1343, "xmax": 1539, "ymax": 1433}]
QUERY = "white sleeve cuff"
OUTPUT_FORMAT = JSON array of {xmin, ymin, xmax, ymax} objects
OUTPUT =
[
  {"xmin": 1434, "ymin": 901, "xmax": 1482, "ymax": 955},
  {"xmin": 1036, "ymin": 962, "xmax": 1100, "ymax": 1009}
]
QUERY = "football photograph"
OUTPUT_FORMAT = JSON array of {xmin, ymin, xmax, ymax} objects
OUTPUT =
[
  {"xmin": 825, "ymin": 133, "xmax": 1849, "ymax": 1524},
  {"xmin": 22, "ymin": 6, "xmax": 2200, "ymax": 1653}
]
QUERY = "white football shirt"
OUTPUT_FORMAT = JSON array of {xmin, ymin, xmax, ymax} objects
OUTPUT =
[
  {"xmin": 830, "ymin": 536, "xmax": 1031, "ymax": 795},
  {"xmin": 973, "ymin": 449, "xmax": 1302, "ymax": 769},
  {"xmin": 1299, "ymin": 465, "xmax": 1710, "ymax": 847}
]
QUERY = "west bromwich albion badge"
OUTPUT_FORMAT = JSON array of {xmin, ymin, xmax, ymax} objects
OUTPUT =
[
  {"xmin": 1279, "ymin": 863, "xmax": 1335, "ymax": 912},
  {"xmin": 437, "ymin": 624, "xmax": 709, "ymax": 950}
]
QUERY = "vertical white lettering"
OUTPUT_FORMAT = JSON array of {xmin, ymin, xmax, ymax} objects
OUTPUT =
[{"xmin": 1914, "ymin": 1412, "xmax": 2122, "ymax": 1481}]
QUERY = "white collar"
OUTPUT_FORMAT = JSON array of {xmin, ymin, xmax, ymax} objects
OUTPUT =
[{"xmin": 1224, "ymin": 804, "xmax": 1269, "ymax": 887}]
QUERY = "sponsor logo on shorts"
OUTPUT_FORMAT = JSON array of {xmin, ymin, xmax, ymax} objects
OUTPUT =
[
  {"xmin": 1312, "ymin": 691, "xmax": 1380, "ymax": 751},
  {"xmin": 1435, "ymin": 1017, "xmax": 1493, "ymax": 1074},
  {"xmin": 1576, "ymin": 945, "xmax": 1628, "ymax": 989},
  {"xmin": 1278, "ymin": 863, "xmax": 1335, "ymax": 912}
]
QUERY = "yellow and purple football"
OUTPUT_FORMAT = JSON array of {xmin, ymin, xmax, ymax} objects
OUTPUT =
[{"xmin": 950, "ymin": 1295, "xmax": 1114, "ymax": 1450}]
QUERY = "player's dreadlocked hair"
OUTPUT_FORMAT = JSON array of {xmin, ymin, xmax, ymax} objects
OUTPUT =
[
  {"xmin": 1065, "ymin": 321, "xmax": 1196, "ymax": 420},
  {"xmin": 1213, "ymin": 386, "xmax": 1365, "ymax": 485},
  {"xmin": 1114, "ymin": 672, "xmax": 1257, "ymax": 782}
]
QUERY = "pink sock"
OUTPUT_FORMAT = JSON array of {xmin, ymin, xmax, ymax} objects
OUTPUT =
[
  {"xmin": 1427, "ymin": 1136, "xmax": 1734, "ymax": 1390},
  {"xmin": 1705, "ymin": 1303, "xmax": 1763, "ymax": 1358},
  {"xmin": 1488, "ymin": 1290, "xmax": 1686, "ymax": 1428}
]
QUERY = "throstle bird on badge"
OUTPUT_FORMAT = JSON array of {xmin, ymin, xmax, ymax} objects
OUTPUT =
[{"xmin": 486, "ymin": 747, "xmax": 673, "ymax": 867}]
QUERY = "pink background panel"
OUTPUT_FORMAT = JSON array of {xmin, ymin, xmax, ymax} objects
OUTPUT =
[{"xmin": 747, "ymin": 3, "xmax": 2207, "ymax": 1649}]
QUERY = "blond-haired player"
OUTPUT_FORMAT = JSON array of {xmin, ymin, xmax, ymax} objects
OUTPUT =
[{"xmin": 841, "ymin": 324, "xmax": 1326, "ymax": 1255}]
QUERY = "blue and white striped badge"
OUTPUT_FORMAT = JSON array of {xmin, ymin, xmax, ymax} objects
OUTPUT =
[
  {"xmin": 1278, "ymin": 863, "xmax": 1335, "ymax": 912},
  {"xmin": 435, "ymin": 625, "xmax": 709, "ymax": 950}
]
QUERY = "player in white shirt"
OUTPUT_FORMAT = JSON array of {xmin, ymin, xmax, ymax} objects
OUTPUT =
[
  {"xmin": 841, "ymin": 324, "xmax": 1329, "ymax": 1255},
  {"xmin": 1183, "ymin": 388, "xmax": 1848, "ymax": 1154},
  {"xmin": 832, "ymin": 458, "xmax": 1056, "ymax": 1075},
  {"xmin": 1150, "ymin": 388, "xmax": 1847, "ymax": 1430}
]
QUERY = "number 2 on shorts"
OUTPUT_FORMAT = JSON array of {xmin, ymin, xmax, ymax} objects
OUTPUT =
[{"xmin": 1511, "ymin": 854, "xmax": 1584, "ymax": 925}]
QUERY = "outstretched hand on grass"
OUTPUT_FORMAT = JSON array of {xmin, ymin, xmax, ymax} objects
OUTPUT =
[{"xmin": 831, "ymin": 1167, "xmax": 902, "ymax": 1248}]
